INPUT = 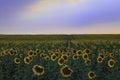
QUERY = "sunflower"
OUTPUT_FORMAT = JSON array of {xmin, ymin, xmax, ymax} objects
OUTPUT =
[
  {"xmin": 58, "ymin": 58, "xmax": 65, "ymax": 66},
  {"xmin": 88, "ymin": 71, "xmax": 96, "ymax": 79},
  {"xmin": 44, "ymin": 56, "xmax": 50, "ymax": 61},
  {"xmin": 40, "ymin": 53, "xmax": 45, "ymax": 58},
  {"xmin": 98, "ymin": 53, "xmax": 104, "ymax": 58},
  {"xmin": 73, "ymin": 54, "xmax": 79, "ymax": 60},
  {"xmin": 32, "ymin": 65, "xmax": 44, "ymax": 76},
  {"xmin": 24, "ymin": 57, "xmax": 31, "ymax": 64},
  {"xmin": 108, "ymin": 59, "xmax": 116, "ymax": 68},
  {"xmin": 28, "ymin": 56, "xmax": 33, "ymax": 61},
  {"xmin": 85, "ymin": 59, "xmax": 91, "ymax": 66},
  {"xmin": 19, "ymin": 54, "xmax": 23, "ymax": 58},
  {"xmin": 14, "ymin": 58, "xmax": 20, "ymax": 64},
  {"xmin": 104, "ymin": 52, "xmax": 109, "ymax": 57},
  {"xmin": 43, "ymin": 54, "xmax": 48, "ymax": 58},
  {"xmin": 84, "ymin": 49, "xmax": 91, "ymax": 54},
  {"xmin": 97, "ymin": 56, "xmax": 103, "ymax": 63},
  {"xmin": 109, "ymin": 53, "xmax": 114, "ymax": 58},
  {"xmin": 9, "ymin": 49, "xmax": 14, "ymax": 55},
  {"xmin": 60, "ymin": 65, "xmax": 73, "ymax": 77},
  {"xmin": 28, "ymin": 50, "xmax": 34, "ymax": 57},
  {"xmin": 33, "ymin": 52, "xmax": 37, "ymax": 56},
  {"xmin": 51, "ymin": 54, "xmax": 57, "ymax": 61},
  {"xmin": 82, "ymin": 53, "xmax": 89, "ymax": 60},
  {"xmin": 13, "ymin": 50, "xmax": 18, "ymax": 55},
  {"xmin": 61, "ymin": 54, "xmax": 68, "ymax": 61},
  {"xmin": 54, "ymin": 52, "xmax": 59, "ymax": 58},
  {"xmin": 0, "ymin": 52, "xmax": 4, "ymax": 56},
  {"xmin": 3, "ymin": 50, "xmax": 9, "ymax": 55},
  {"xmin": 76, "ymin": 50, "xmax": 83, "ymax": 56},
  {"xmin": 35, "ymin": 49, "xmax": 40, "ymax": 54},
  {"xmin": 72, "ymin": 49, "xmax": 76, "ymax": 54},
  {"xmin": 66, "ymin": 52, "xmax": 70, "ymax": 56}
]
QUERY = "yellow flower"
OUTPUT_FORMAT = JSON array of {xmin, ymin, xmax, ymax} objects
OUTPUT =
[
  {"xmin": 32, "ymin": 65, "xmax": 44, "ymax": 76},
  {"xmin": 35, "ymin": 49, "xmax": 40, "ymax": 54},
  {"xmin": 33, "ymin": 52, "xmax": 37, "ymax": 56},
  {"xmin": 51, "ymin": 54, "xmax": 57, "ymax": 61},
  {"xmin": 98, "ymin": 53, "xmax": 104, "ymax": 58},
  {"xmin": 88, "ymin": 71, "xmax": 96, "ymax": 79},
  {"xmin": 28, "ymin": 50, "xmax": 34, "ymax": 57},
  {"xmin": 60, "ymin": 65, "xmax": 73, "ymax": 77},
  {"xmin": 72, "ymin": 49, "xmax": 76, "ymax": 54},
  {"xmin": 14, "ymin": 58, "xmax": 20, "ymax": 64},
  {"xmin": 13, "ymin": 50, "xmax": 18, "ymax": 55},
  {"xmin": 0, "ymin": 52, "xmax": 4, "ymax": 56},
  {"xmin": 28, "ymin": 56, "xmax": 33, "ymax": 61},
  {"xmin": 108, "ymin": 59, "xmax": 116, "ymax": 68},
  {"xmin": 82, "ymin": 53, "xmax": 89, "ymax": 60},
  {"xmin": 40, "ymin": 53, "xmax": 45, "ymax": 58},
  {"xmin": 44, "ymin": 56, "xmax": 50, "ymax": 61},
  {"xmin": 19, "ymin": 54, "xmax": 23, "ymax": 58},
  {"xmin": 58, "ymin": 58, "xmax": 65, "ymax": 66},
  {"xmin": 73, "ymin": 54, "xmax": 79, "ymax": 60},
  {"xmin": 76, "ymin": 50, "xmax": 83, "ymax": 56},
  {"xmin": 24, "ymin": 57, "xmax": 31, "ymax": 64},
  {"xmin": 54, "ymin": 52, "xmax": 60, "ymax": 58},
  {"xmin": 66, "ymin": 52, "xmax": 71, "ymax": 56},
  {"xmin": 97, "ymin": 56, "xmax": 103, "ymax": 63},
  {"xmin": 84, "ymin": 49, "xmax": 91, "ymax": 54},
  {"xmin": 85, "ymin": 59, "xmax": 91, "ymax": 66},
  {"xmin": 109, "ymin": 53, "xmax": 114, "ymax": 58},
  {"xmin": 61, "ymin": 54, "xmax": 68, "ymax": 61},
  {"xmin": 3, "ymin": 50, "xmax": 9, "ymax": 55},
  {"xmin": 9, "ymin": 49, "xmax": 14, "ymax": 55}
]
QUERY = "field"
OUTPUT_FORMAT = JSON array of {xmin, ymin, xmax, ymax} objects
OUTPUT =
[{"xmin": 0, "ymin": 35, "xmax": 120, "ymax": 80}]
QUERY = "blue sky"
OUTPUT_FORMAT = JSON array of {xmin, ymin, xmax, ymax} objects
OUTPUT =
[{"xmin": 0, "ymin": 0, "xmax": 120, "ymax": 34}]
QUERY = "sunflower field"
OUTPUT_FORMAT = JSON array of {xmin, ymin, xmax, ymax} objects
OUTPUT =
[{"xmin": 0, "ymin": 35, "xmax": 120, "ymax": 80}]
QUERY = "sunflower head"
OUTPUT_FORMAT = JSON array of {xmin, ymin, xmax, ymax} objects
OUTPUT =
[
  {"xmin": 32, "ymin": 65, "xmax": 44, "ymax": 76},
  {"xmin": 4, "ymin": 50, "xmax": 9, "ymax": 55},
  {"xmin": 40, "ymin": 53, "xmax": 45, "ymax": 58},
  {"xmin": 24, "ymin": 57, "xmax": 31, "ymax": 64},
  {"xmin": 76, "ymin": 50, "xmax": 83, "ymax": 56},
  {"xmin": 88, "ymin": 71, "xmax": 96, "ymax": 79},
  {"xmin": 28, "ymin": 56, "xmax": 33, "ymax": 61},
  {"xmin": 85, "ymin": 49, "xmax": 91, "ymax": 54},
  {"xmin": 61, "ymin": 54, "xmax": 68, "ymax": 61},
  {"xmin": 108, "ymin": 59, "xmax": 116, "ymax": 68},
  {"xmin": 66, "ymin": 52, "xmax": 71, "ymax": 56},
  {"xmin": 35, "ymin": 49, "xmax": 40, "ymax": 54},
  {"xmin": 51, "ymin": 54, "xmax": 57, "ymax": 61},
  {"xmin": 72, "ymin": 49, "xmax": 76, "ymax": 54},
  {"xmin": 60, "ymin": 65, "xmax": 73, "ymax": 77},
  {"xmin": 97, "ymin": 56, "xmax": 103, "ymax": 63},
  {"xmin": 33, "ymin": 52, "xmax": 37, "ymax": 56},
  {"xmin": 9, "ymin": 49, "xmax": 14, "ymax": 55},
  {"xmin": 14, "ymin": 58, "xmax": 20, "ymax": 64},
  {"xmin": 54, "ymin": 52, "xmax": 59, "ymax": 57},
  {"xmin": 58, "ymin": 58, "xmax": 65, "ymax": 66},
  {"xmin": 98, "ymin": 53, "xmax": 104, "ymax": 58},
  {"xmin": 73, "ymin": 54, "xmax": 79, "ymax": 60},
  {"xmin": 19, "ymin": 54, "xmax": 23, "ymax": 58},
  {"xmin": 85, "ymin": 59, "xmax": 91, "ymax": 66},
  {"xmin": 44, "ymin": 56, "xmax": 50, "ymax": 61},
  {"xmin": 28, "ymin": 50, "xmax": 34, "ymax": 57},
  {"xmin": 109, "ymin": 53, "xmax": 114, "ymax": 58},
  {"xmin": 13, "ymin": 50, "xmax": 18, "ymax": 55},
  {"xmin": 82, "ymin": 53, "xmax": 89, "ymax": 60}
]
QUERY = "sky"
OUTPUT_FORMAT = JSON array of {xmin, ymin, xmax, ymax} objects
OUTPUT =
[{"xmin": 0, "ymin": 0, "xmax": 120, "ymax": 34}]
